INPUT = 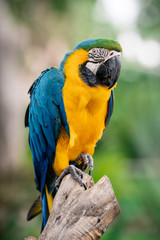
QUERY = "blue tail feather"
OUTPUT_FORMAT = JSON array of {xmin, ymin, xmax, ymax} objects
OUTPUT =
[{"xmin": 41, "ymin": 191, "xmax": 48, "ymax": 232}]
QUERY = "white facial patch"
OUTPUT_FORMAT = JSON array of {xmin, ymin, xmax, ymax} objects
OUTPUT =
[
  {"xmin": 85, "ymin": 61, "xmax": 101, "ymax": 75},
  {"xmin": 86, "ymin": 48, "xmax": 121, "ymax": 74}
]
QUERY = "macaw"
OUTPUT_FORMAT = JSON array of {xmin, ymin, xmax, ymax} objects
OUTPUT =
[{"xmin": 25, "ymin": 38, "xmax": 122, "ymax": 230}]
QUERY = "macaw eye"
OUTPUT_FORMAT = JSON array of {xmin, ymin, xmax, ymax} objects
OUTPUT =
[{"xmin": 92, "ymin": 49, "xmax": 97, "ymax": 55}]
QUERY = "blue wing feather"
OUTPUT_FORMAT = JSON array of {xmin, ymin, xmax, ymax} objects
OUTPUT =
[
  {"xmin": 105, "ymin": 90, "xmax": 114, "ymax": 127},
  {"xmin": 26, "ymin": 67, "xmax": 69, "ymax": 195}
]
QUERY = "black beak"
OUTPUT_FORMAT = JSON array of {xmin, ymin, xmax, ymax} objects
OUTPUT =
[{"xmin": 96, "ymin": 55, "xmax": 121, "ymax": 89}]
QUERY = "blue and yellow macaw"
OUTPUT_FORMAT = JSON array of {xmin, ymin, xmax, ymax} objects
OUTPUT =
[{"xmin": 25, "ymin": 38, "xmax": 122, "ymax": 230}]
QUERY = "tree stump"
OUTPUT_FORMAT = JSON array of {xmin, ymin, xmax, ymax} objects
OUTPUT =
[{"xmin": 25, "ymin": 173, "xmax": 120, "ymax": 240}]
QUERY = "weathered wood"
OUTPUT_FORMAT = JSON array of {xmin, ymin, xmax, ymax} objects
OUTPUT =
[{"xmin": 25, "ymin": 173, "xmax": 120, "ymax": 240}]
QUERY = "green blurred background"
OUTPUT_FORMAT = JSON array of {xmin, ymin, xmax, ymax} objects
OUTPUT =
[{"xmin": 0, "ymin": 0, "xmax": 160, "ymax": 239}]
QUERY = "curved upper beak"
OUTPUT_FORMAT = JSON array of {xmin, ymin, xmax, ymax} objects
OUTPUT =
[{"xmin": 96, "ymin": 53, "xmax": 121, "ymax": 89}]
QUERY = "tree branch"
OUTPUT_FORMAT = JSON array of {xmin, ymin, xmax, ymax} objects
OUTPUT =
[{"xmin": 25, "ymin": 173, "xmax": 120, "ymax": 240}]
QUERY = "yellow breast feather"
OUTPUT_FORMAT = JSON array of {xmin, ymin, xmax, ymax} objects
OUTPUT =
[{"xmin": 63, "ymin": 50, "xmax": 113, "ymax": 156}]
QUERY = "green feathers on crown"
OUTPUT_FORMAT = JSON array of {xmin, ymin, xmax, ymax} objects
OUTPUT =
[{"xmin": 74, "ymin": 38, "xmax": 122, "ymax": 52}]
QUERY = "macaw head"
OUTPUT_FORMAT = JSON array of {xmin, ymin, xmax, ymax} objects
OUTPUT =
[{"xmin": 60, "ymin": 38, "xmax": 122, "ymax": 89}]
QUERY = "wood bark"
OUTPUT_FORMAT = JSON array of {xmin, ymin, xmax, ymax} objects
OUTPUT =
[{"xmin": 25, "ymin": 173, "xmax": 120, "ymax": 240}]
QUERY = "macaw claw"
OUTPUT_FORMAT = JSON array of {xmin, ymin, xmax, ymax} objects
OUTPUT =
[
  {"xmin": 55, "ymin": 165, "xmax": 87, "ymax": 191},
  {"xmin": 77, "ymin": 153, "xmax": 94, "ymax": 175}
]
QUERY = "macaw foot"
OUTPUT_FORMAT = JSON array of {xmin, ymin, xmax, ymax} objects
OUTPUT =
[
  {"xmin": 77, "ymin": 153, "xmax": 94, "ymax": 175},
  {"xmin": 55, "ymin": 165, "xmax": 87, "ymax": 191}
]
